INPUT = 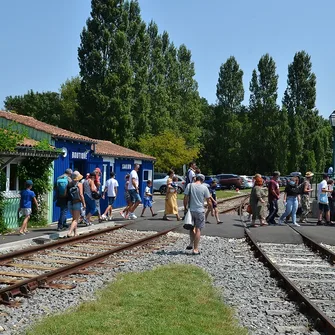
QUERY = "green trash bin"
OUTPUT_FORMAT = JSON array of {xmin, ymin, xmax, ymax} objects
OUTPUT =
[{"xmin": 2, "ymin": 192, "xmax": 20, "ymax": 230}]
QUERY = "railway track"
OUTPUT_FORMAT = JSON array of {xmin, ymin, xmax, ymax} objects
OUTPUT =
[
  {"xmin": 217, "ymin": 193, "xmax": 250, "ymax": 214},
  {"xmin": 0, "ymin": 223, "xmax": 177, "ymax": 305},
  {"xmin": 244, "ymin": 218, "xmax": 335, "ymax": 333}
]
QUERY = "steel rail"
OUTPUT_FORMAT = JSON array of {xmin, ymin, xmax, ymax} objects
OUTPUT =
[
  {"xmin": 289, "ymin": 225, "xmax": 335, "ymax": 264},
  {"xmin": 0, "ymin": 223, "xmax": 132, "ymax": 264},
  {"xmin": 0, "ymin": 227, "xmax": 177, "ymax": 304},
  {"xmin": 244, "ymin": 229, "xmax": 335, "ymax": 334}
]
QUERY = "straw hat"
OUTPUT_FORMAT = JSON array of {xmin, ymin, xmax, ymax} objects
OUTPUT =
[
  {"xmin": 72, "ymin": 171, "xmax": 83, "ymax": 181},
  {"xmin": 305, "ymin": 171, "xmax": 314, "ymax": 178}
]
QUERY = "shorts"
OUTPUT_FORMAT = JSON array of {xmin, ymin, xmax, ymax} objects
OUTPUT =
[
  {"xmin": 128, "ymin": 189, "xmax": 142, "ymax": 203},
  {"xmin": 125, "ymin": 191, "xmax": 131, "ymax": 203},
  {"xmin": 319, "ymin": 203, "xmax": 330, "ymax": 212},
  {"xmin": 85, "ymin": 194, "xmax": 96, "ymax": 215},
  {"xmin": 68, "ymin": 201, "xmax": 82, "ymax": 212},
  {"xmin": 143, "ymin": 199, "xmax": 152, "ymax": 208},
  {"xmin": 190, "ymin": 211, "xmax": 205, "ymax": 230},
  {"xmin": 211, "ymin": 199, "xmax": 217, "ymax": 209},
  {"xmin": 21, "ymin": 208, "xmax": 32, "ymax": 217},
  {"xmin": 108, "ymin": 197, "xmax": 116, "ymax": 206}
]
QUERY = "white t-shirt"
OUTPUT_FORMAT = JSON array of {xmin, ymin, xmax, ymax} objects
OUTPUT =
[
  {"xmin": 128, "ymin": 170, "xmax": 139, "ymax": 190},
  {"xmin": 318, "ymin": 180, "xmax": 328, "ymax": 203},
  {"xmin": 187, "ymin": 169, "xmax": 195, "ymax": 184},
  {"xmin": 144, "ymin": 186, "xmax": 151, "ymax": 200},
  {"xmin": 105, "ymin": 178, "xmax": 119, "ymax": 197}
]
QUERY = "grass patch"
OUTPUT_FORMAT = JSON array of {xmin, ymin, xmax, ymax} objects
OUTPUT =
[{"xmin": 27, "ymin": 264, "xmax": 248, "ymax": 335}]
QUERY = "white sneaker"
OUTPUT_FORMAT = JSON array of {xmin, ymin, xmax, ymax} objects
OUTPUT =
[
  {"xmin": 278, "ymin": 219, "xmax": 285, "ymax": 225},
  {"xmin": 292, "ymin": 223, "xmax": 300, "ymax": 226},
  {"xmin": 120, "ymin": 211, "xmax": 125, "ymax": 219},
  {"xmin": 108, "ymin": 216, "xmax": 113, "ymax": 221},
  {"xmin": 129, "ymin": 213, "xmax": 137, "ymax": 219},
  {"xmin": 101, "ymin": 214, "xmax": 107, "ymax": 220}
]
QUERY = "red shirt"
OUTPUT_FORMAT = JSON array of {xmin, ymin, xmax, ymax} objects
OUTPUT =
[{"xmin": 268, "ymin": 179, "xmax": 280, "ymax": 201}]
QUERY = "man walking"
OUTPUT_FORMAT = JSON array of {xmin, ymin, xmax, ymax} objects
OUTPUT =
[
  {"xmin": 183, "ymin": 174, "xmax": 212, "ymax": 255},
  {"xmin": 56, "ymin": 168, "xmax": 72, "ymax": 231},
  {"xmin": 186, "ymin": 161, "xmax": 196, "ymax": 186},
  {"xmin": 128, "ymin": 164, "xmax": 142, "ymax": 219},
  {"xmin": 266, "ymin": 171, "xmax": 280, "ymax": 225},
  {"xmin": 317, "ymin": 173, "xmax": 333, "ymax": 226},
  {"xmin": 299, "ymin": 171, "xmax": 313, "ymax": 223},
  {"xmin": 102, "ymin": 172, "xmax": 119, "ymax": 220}
]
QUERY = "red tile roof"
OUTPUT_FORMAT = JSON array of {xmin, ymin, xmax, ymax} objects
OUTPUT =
[
  {"xmin": 19, "ymin": 138, "xmax": 39, "ymax": 147},
  {"xmin": 0, "ymin": 110, "xmax": 95, "ymax": 143},
  {"xmin": 95, "ymin": 140, "xmax": 155, "ymax": 160}
]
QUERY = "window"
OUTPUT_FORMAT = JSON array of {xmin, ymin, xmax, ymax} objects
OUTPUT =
[
  {"xmin": 143, "ymin": 170, "xmax": 152, "ymax": 182},
  {"xmin": 9, "ymin": 164, "xmax": 18, "ymax": 190}
]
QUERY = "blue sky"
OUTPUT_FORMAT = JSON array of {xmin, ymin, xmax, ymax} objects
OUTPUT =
[{"xmin": 0, "ymin": 0, "xmax": 334, "ymax": 118}]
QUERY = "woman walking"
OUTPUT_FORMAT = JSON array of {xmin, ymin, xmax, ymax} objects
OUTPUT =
[
  {"xmin": 163, "ymin": 170, "xmax": 181, "ymax": 221},
  {"xmin": 67, "ymin": 171, "xmax": 85, "ymax": 237},
  {"xmin": 279, "ymin": 176, "xmax": 300, "ymax": 226},
  {"xmin": 83, "ymin": 172, "xmax": 98, "ymax": 225},
  {"xmin": 249, "ymin": 176, "xmax": 268, "ymax": 227}
]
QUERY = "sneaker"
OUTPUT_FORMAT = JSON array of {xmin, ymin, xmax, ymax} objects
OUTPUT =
[
  {"xmin": 101, "ymin": 214, "xmax": 107, "ymax": 220},
  {"xmin": 292, "ymin": 223, "xmax": 300, "ymax": 227},
  {"xmin": 317, "ymin": 221, "xmax": 323, "ymax": 226},
  {"xmin": 129, "ymin": 213, "xmax": 137, "ymax": 219},
  {"xmin": 120, "ymin": 211, "xmax": 126, "ymax": 219},
  {"xmin": 108, "ymin": 216, "xmax": 113, "ymax": 221},
  {"xmin": 278, "ymin": 219, "xmax": 285, "ymax": 225}
]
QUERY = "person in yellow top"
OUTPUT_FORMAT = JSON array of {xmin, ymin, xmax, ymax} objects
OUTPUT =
[{"xmin": 163, "ymin": 170, "xmax": 181, "ymax": 221}]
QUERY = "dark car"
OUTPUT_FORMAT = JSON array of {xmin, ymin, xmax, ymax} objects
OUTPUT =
[
  {"xmin": 262, "ymin": 176, "xmax": 271, "ymax": 186},
  {"xmin": 216, "ymin": 174, "xmax": 243, "ymax": 190},
  {"xmin": 204, "ymin": 176, "xmax": 221, "ymax": 190}
]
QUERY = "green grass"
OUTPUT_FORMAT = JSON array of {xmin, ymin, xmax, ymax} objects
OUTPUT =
[{"xmin": 27, "ymin": 264, "xmax": 248, "ymax": 335}]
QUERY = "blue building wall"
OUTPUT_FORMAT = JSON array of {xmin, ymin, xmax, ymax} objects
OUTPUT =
[{"xmin": 53, "ymin": 140, "xmax": 98, "ymax": 222}]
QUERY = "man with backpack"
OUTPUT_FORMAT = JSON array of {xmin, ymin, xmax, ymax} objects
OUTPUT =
[{"xmin": 56, "ymin": 168, "xmax": 72, "ymax": 231}]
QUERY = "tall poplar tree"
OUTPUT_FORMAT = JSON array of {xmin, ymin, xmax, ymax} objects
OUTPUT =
[
  {"xmin": 214, "ymin": 56, "xmax": 244, "ymax": 173},
  {"xmin": 78, "ymin": 0, "xmax": 133, "ymax": 146},
  {"xmin": 249, "ymin": 54, "xmax": 288, "ymax": 174},
  {"xmin": 283, "ymin": 51, "xmax": 330, "ymax": 173}
]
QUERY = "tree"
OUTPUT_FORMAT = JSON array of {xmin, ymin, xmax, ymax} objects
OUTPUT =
[
  {"xmin": 213, "ymin": 56, "xmax": 244, "ymax": 173},
  {"xmin": 78, "ymin": 0, "xmax": 134, "ymax": 146},
  {"xmin": 248, "ymin": 54, "xmax": 288, "ymax": 174},
  {"xmin": 4, "ymin": 90, "xmax": 62, "ymax": 126},
  {"xmin": 59, "ymin": 76, "xmax": 81, "ymax": 132},
  {"xmin": 282, "ymin": 51, "xmax": 328, "ymax": 173},
  {"xmin": 127, "ymin": 0, "xmax": 151, "ymax": 141},
  {"xmin": 138, "ymin": 131, "xmax": 198, "ymax": 173},
  {"xmin": 176, "ymin": 45, "xmax": 202, "ymax": 147}
]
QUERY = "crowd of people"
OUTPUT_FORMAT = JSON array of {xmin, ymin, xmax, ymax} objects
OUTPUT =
[{"xmin": 249, "ymin": 171, "xmax": 335, "ymax": 227}]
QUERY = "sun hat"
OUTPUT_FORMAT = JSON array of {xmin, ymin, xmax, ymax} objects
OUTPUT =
[
  {"xmin": 26, "ymin": 180, "xmax": 33, "ymax": 186},
  {"xmin": 305, "ymin": 171, "xmax": 314, "ymax": 178},
  {"xmin": 72, "ymin": 171, "xmax": 83, "ymax": 181}
]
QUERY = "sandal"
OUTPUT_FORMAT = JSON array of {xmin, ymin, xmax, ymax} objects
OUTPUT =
[
  {"xmin": 192, "ymin": 251, "xmax": 200, "ymax": 255},
  {"xmin": 205, "ymin": 221, "xmax": 210, "ymax": 224},
  {"xmin": 186, "ymin": 245, "xmax": 193, "ymax": 250},
  {"xmin": 217, "ymin": 221, "xmax": 223, "ymax": 224}
]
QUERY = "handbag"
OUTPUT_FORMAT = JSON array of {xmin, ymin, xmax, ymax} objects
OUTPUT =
[
  {"xmin": 319, "ymin": 192, "xmax": 328, "ymax": 204},
  {"xmin": 183, "ymin": 184, "xmax": 194, "ymax": 230},
  {"xmin": 91, "ymin": 191, "xmax": 101, "ymax": 200}
]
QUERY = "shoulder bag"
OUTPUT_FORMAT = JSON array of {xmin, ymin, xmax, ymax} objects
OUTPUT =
[{"xmin": 183, "ymin": 184, "xmax": 194, "ymax": 230}]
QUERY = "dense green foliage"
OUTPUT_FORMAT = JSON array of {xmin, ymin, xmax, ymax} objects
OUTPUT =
[{"xmin": 2, "ymin": 1, "xmax": 332, "ymax": 175}]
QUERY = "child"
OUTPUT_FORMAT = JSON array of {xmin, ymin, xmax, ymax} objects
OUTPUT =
[
  {"xmin": 18, "ymin": 180, "xmax": 38, "ymax": 235},
  {"xmin": 140, "ymin": 180, "xmax": 157, "ymax": 217},
  {"xmin": 205, "ymin": 180, "xmax": 223, "ymax": 224},
  {"xmin": 171, "ymin": 176, "xmax": 179, "ymax": 193}
]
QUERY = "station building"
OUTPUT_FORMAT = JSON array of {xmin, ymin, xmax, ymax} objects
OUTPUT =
[{"xmin": 0, "ymin": 111, "xmax": 155, "ymax": 225}]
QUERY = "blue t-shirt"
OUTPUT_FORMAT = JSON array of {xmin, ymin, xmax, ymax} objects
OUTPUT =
[{"xmin": 20, "ymin": 189, "xmax": 36, "ymax": 208}]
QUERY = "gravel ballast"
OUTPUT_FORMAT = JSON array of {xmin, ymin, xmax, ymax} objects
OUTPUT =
[{"xmin": 0, "ymin": 233, "xmax": 320, "ymax": 335}]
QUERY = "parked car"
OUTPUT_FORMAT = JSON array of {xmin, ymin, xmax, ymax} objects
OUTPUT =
[
  {"xmin": 216, "ymin": 174, "xmax": 243, "ymax": 190},
  {"xmin": 153, "ymin": 175, "xmax": 186, "ymax": 195},
  {"xmin": 239, "ymin": 175, "xmax": 253, "ymax": 188},
  {"xmin": 154, "ymin": 172, "xmax": 167, "ymax": 180},
  {"xmin": 279, "ymin": 177, "xmax": 287, "ymax": 186},
  {"xmin": 262, "ymin": 176, "xmax": 271, "ymax": 186},
  {"xmin": 204, "ymin": 176, "xmax": 221, "ymax": 190}
]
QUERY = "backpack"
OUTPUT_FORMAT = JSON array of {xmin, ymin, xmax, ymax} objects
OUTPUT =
[
  {"xmin": 57, "ymin": 176, "xmax": 68, "ymax": 198},
  {"xmin": 69, "ymin": 182, "xmax": 81, "ymax": 202}
]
